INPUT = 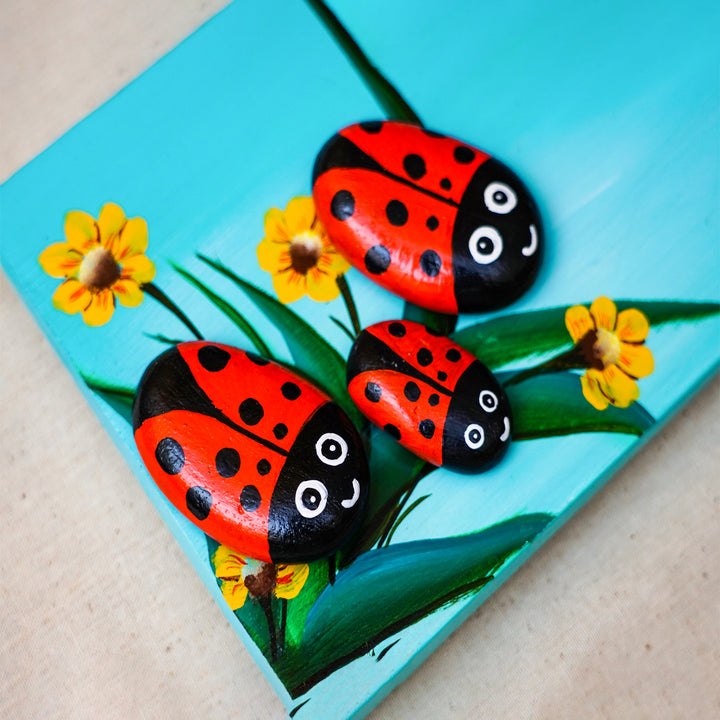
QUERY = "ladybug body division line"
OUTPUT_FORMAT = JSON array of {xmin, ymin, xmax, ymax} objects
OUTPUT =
[
  {"xmin": 347, "ymin": 320, "xmax": 511, "ymax": 473},
  {"xmin": 313, "ymin": 120, "xmax": 543, "ymax": 314},
  {"xmin": 133, "ymin": 342, "xmax": 369, "ymax": 563}
]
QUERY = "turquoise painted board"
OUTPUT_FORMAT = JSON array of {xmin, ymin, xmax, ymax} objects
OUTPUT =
[{"xmin": 1, "ymin": 1, "xmax": 719, "ymax": 718}]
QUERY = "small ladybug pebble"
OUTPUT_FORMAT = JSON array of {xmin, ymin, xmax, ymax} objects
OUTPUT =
[
  {"xmin": 347, "ymin": 320, "xmax": 511, "ymax": 473},
  {"xmin": 313, "ymin": 120, "xmax": 542, "ymax": 314},
  {"xmin": 133, "ymin": 342, "xmax": 369, "ymax": 563}
]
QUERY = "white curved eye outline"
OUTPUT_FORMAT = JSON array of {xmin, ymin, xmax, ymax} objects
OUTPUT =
[
  {"xmin": 464, "ymin": 423, "xmax": 485, "ymax": 450},
  {"xmin": 468, "ymin": 226, "xmax": 503, "ymax": 265},
  {"xmin": 484, "ymin": 181, "xmax": 518, "ymax": 214},
  {"xmin": 295, "ymin": 480, "xmax": 328, "ymax": 519},
  {"xmin": 479, "ymin": 390, "xmax": 499, "ymax": 412},
  {"xmin": 315, "ymin": 432, "xmax": 348, "ymax": 466}
]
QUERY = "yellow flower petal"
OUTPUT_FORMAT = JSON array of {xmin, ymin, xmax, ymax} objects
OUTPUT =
[
  {"xmin": 617, "ymin": 342, "xmax": 654, "ymax": 379},
  {"xmin": 257, "ymin": 236, "xmax": 290, "ymax": 274},
  {"xmin": 284, "ymin": 196, "xmax": 316, "ymax": 237},
  {"xmin": 589, "ymin": 296, "xmax": 617, "ymax": 332},
  {"xmin": 39, "ymin": 243, "xmax": 83, "ymax": 278},
  {"xmin": 264, "ymin": 208, "xmax": 290, "ymax": 242},
  {"xmin": 120, "ymin": 253, "xmax": 156, "ymax": 284},
  {"xmin": 213, "ymin": 545, "xmax": 248, "ymax": 577},
  {"xmin": 597, "ymin": 365, "xmax": 640, "ymax": 407},
  {"xmin": 115, "ymin": 217, "xmax": 149, "ymax": 261},
  {"xmin": 64, "ymin": 210, "xmax": 99, "ymax": 253},
  {"xmin": 581, "ymin": 369, "xmax": 610, "ymax": 411},
  {"xmin": 319, "ymin": 245, "xmax": 351, "ymax": 276},
  {"xmin": 98, "ymin": 203, "xmax": 127, "ymax": 243},
  {"xmin": 306, "ymin": 268, "xmax": 342, "ymax": 302},
  {"xmin": 272, "ymin": 270, "xmax": 307, "ymax": 304},
  {"xmin": 565, "ymin": 304, "xmax": 594, "ymax": 343},
  {"xmin": 113, "ymin": 279, "xmax": 145, "ymax": 307},
  {"xmin": 52, "ymin": 279, "xmax": 92, "ymax": 314},
  {"xmin": 220, "ymin": 580, "xmax": 249, "ymax": 611},
  {"xmin": 81, "ymin": 289, "xmax": 115, "ymax": 326},
  {"xmin": 615, "ymin": 308, "xmax": 650, "ymax": 343},
  {"xmin": 275, "ymin": 563, "xmax": 309, "ymax": 600}
]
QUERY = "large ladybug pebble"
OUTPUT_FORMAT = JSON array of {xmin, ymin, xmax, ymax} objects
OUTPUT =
[
  {"xmin": 133, "ymin": 342, "xmax": 369, "ymax": 563},
  {"xmin": 347, "ymin": 320, "xmax": 511, "ymax": 473},
  {"xmin": 313, "ymin": 120, "xmax": 542, "ymax": 314}
]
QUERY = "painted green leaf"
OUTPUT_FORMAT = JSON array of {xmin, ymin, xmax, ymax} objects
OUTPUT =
[
  {"xmin": 452, "ymin": 300, "xmax": 720, "ymax": 371},
  {"xmin": 173, "ymin": 264, "xmax": 273, "ymax": 358},
  {"xmin": 504, "ymin": 371, "xmax": 655, "ymax": 439},
  {"xmin": 198, "ymin": 254, "xmax": 364, "ymax": 429},
  {"xmin": 82, "ymin": 374, "xmax": 135, "ymax": 425},
  {"xmin": 274, "ymin": 513, "xmax": 553, "ymax": 696}
]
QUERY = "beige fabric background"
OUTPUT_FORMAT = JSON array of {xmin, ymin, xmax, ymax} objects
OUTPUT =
[{"xmin": 1, "ymin": 2, "xmax": 718, "ymax": 718}]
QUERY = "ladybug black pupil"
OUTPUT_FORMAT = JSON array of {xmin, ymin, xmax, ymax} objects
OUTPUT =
[
  {"xmin": 323, "ymin": 440, "xmax": 342, "ymax": 460},
  {"xmin": 303, "ymin": 489, "xmax": 320, "ymax": 509},
  {"xmin": 477, "ymin": 238, "xmax": 494, "ymax": 254},
  {"xmin": 470, "ymin": 429, "xmax": 480, "ymax": 442},
  {"xmin": 493, "ymin": 190, "xmax": 507, "ymax": 203}
]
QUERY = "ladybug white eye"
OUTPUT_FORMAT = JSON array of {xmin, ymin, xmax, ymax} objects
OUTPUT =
[
  {"xmin": 464, "ymin": 423, "xmax": 485, "ymax": 449},
  {"xmin": 468, "ymin": 226, "xmax": 503, "ymax": 265},
  {"xmin": 484, "ymin": 181, "xmax": 517, "ymax": 214},
  {"xmin": 315, "ymin": 432, "xmax": 348, "ymax": 466},
  {"xmin": 295, "ymin": 480, "xmax": 328, "ymax": 518},
  {"xmin": 479, "ymin": 390, "xmax": 499, "ymax": 412}
]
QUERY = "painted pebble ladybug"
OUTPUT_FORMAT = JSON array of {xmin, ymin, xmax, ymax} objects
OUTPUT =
[
  {"xmin": 313, "ymin": 120, "xmax": 542, "ymax": 314},
  {"xmin": 347, "ymin": 320, "xmax": 511, "ymax": 473},
  {"xmin": 133, "ymin": 341, "xmax": 369, "ymax": 563}
]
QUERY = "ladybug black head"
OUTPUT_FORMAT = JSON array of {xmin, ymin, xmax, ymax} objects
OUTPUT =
[
  {"xmin": 267, "ymin": 402, "xmax": 369, "ymax": 562},
  {"xmin": 452, "ymin": 157, "xmax": 543, "ymax": 312},
  {"xmin": 442, "ymin": 360, "xmax": 512, "ymax": 473}
]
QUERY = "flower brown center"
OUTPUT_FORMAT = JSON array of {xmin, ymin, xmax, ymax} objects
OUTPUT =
[
  {"xmin": 580, "ymin": 328, "xmax": 621, "ymax": 370},
  {"xmin": 243, "ymin": 562, "xmax": 277, "ymax": 598},
  {"xmin": 78, "ymin": 247, "xmax": 121, "ymax": 291},
  {"xmin": 289, "ymin": 231, "xmax": 323, "ymax": 275}
]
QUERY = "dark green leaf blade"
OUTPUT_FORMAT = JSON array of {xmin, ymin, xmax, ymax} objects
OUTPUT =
[
  {"xmin": 504, "ymin": 371, "xmax": 655, "ymax": 439},
  {"xmin": 198, "ymin": 254, "xmax": 364, "ymax": 428},
  {"xmin": 452, "ymin": 300, "xmax": 720, "ymax": 371},
  {"xmin": 275, "ymin": 513, "xmax": 553, "ymax": 695},
  {"xmin": 81, "ymin": 374, "xmax": 135, "ymax": 425}
]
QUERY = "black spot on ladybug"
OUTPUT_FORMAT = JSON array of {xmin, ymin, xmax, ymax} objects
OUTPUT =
[
  {"xmin": 423, "ymin": 129, "xmax": 445, "ymax": 139},
  {"xmin": 446, "ymin": 348, "xmax": 462, "ymax": 362},
  {"xmin": 417, "ymin": 348, "xmax": 433, "ymax": 366},
  {"xmin": 453, "ymin": 145, "xmax": 476, "ymax": 164},
  {"xmin": 240, "ymin": 485, "xmax": 261, "ymax": 512},
  {"xmin": 247, "ymin": 353, "xmax": 270, "ymax": 366},
  {"xmin": 215, "ymin": 447, "xmax": 241, "ymax": 478},
  {"xmin": 384, "ymin": 423, "xmax": 401, "ymax": 440},
  {"xmin": 273, "ymin": 423, "xmax": 288, "ymax": 440},
  {"xmin": 440, "ymin": 178, "xmax": 452, "ymax": 190},
  {"xmin": 365, "ymin": 245, "xmax": 391, "ymax": 274},
  {"xmin": 404, "ymin": 381, "xmax": 421, "ymax": 402},
  {"xmin": 186, "ymin": 486, "xmax": 212, "ymax": 520},
  {"xmin": 388, "ymin": 322, "xmax": 406, "ymax": 337},
  {"xmin": 257, "ymin": 458, "xmax": 271, "ymax": 475},
  {"xmin": 419, "ymin": 419, "xmax": 436, "ymax": 439},
  {"xmin": 428, "ymin": 393, "xmax": 440, "ymax": 406},
  {"xmin": 403, "ymin": 154, "xmax": 426, "ymax": 180},
  {"xmin": 359, "ymin": 120, "xmax": 383, "ymax": 133},
  {"xmin": 426, "ymin": 216, "xmax": 439, "ymax": 231},
  {"xmin": 156, "ymin": 437, "xmax": 184, "ymax": 475},
  {"xmin": 420, "ymin": 249, "xmax": 442, "ymax": 278},
  {"xmin": 365, "ymin": 382, "xmax": 382, "ymax": 402},
  {"xmin": 331, "ymin": 190, "xmax": 355, "ymax": 221},
  {"xmin": 239, "ymin": 398, "xmax": 264, "ymax": 425},
  {"xmin": 198, "ymin": 345, "xmax": 230, "ymax": 372},
  {"xmin": 386, "ymin": 200, "xmax": 408, "ymax": 227},
  {"xmin": 437, "ymin": 371, "xmax": 448, "ymax": 381},
  {"xmin": 281, "ymin": 382, "xmax": 302, "ymax": 400}
]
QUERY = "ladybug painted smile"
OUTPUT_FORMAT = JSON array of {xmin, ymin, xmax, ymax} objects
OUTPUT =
[
  {"xmin": 313, "ymin": 120, "xmax": 543, "ymax": 314},
  {"xmin": 133, "ymin": 342, "xmax": 369, "ymax": 563}
]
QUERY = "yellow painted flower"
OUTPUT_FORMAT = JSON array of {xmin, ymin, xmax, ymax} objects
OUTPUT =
[
  {"xmin": 565, "ymin": 296, "xmax": 654, "ymax": 410},
  {"xmin": 257, "ymin": 196, "xmax": 351, "ymax": 303},
  {"xmin": 212, "ymin": 545, "xmax": 309, "ymax": 611},
  {"xmin": 38, "ymin": 202, "xmax": 156, "ymax": 326}
]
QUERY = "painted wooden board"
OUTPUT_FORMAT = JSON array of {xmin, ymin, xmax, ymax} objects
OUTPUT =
[{"xmin": 1, "ymin": 2, "xmax": 719, "ymax": 718}]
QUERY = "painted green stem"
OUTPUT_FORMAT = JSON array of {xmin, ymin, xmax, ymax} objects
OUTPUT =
[
  {"xmin": 336, "ymin": 274, "xmax": 362, "ymax": 336},
  {"xmin": 143, "ymin": 282, "xmax": 203, "ymax": 340},
  {"xmin": 305, "ymin": 0, "xmax": 422, "ymax": 124}
]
